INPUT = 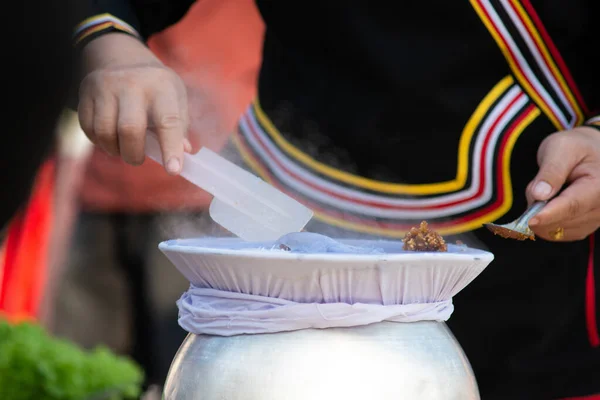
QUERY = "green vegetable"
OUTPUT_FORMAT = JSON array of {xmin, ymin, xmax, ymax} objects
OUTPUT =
[{"xmin": 0, "ymin": 318, "xmax": 144, "ymax": 400}]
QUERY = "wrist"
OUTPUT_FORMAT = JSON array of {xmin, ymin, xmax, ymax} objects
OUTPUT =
[{"xmin": 81, "ymin": 33, "xmax": 162, "ymax": 74}]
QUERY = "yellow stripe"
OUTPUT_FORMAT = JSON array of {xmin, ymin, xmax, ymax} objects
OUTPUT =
[
  {"xmin": 253, "ymin": 76, "xmax": 514, "ymax": 195},
  {"xmin": 233, "ymin": 106, "xmax": 540, "ymax": 236},
  {"xmin": 74, "ymin": 22, "xmax": 112, "ymax": 44},
  {"xmin": 311, "ymin": 107, "xmax": 540, "ymax": 237},
  {"xmin": 74, "ymin": 13, "xmax": 135, "ymax": 32},
  {"xmin": 231, "ymin": 133, "xmax": 273, "ymax": 185},
  {"xmin": 586, "ymin": 116, "xmax": 600, "ymax": 125},
  {"xmin": 510, "ymin": 0, "xmax": 584, "ymax": 125},
  {"xmin": 75, "ymin": 22, "xmax": 139, "ymax": 45},
  {"xmin": 74, "ymin": 14, "xmax": 112, "ymax": 31},
  {"xmin": 74, "ymin": 13, "xmax": 139, "ymax": 41},
  {"xmin": 470, "ymin": 0, "xmax": 563, "ymax": 130}
]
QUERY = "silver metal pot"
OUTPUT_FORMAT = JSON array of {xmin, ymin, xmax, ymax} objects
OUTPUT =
[{"xmin": 163, "ymin": 321, "xmax": 479, "ymax": 400}]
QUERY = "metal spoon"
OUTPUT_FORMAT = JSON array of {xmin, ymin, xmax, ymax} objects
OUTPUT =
[{"xmin": 483, "ymin": 201, "xmax": 547, "ymax": 241}]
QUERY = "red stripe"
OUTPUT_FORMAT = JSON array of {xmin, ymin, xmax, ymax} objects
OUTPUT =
[
  {"xmin": 77, "ymin": 21, "xmax": 112, "ymax": 38},
  {"xmin": 476, "ymin": 0, "xmax": 564, "ymax": 128},
  {"xmin": 246, "ymin": 92, "xmax": 522, "ymax": 212},
  {"xmin": 238, "ymin": 104, "xmax": 536, "ymax": 231},
  {"xmin": 519, "ymin": 0, "xmax": 589, "ymax": 116},
  {"xmin": 559, "ymin": 395, "xmax": 600, "ymax": 400},
  {"xmin": 0, "ymin": 215, "xmax": 25, "ymax": 308},
  {"xmin": 585, "ymin": 233, "xmax": 599, "ymax": 347},
  {"xmin": 0, "ymin": 160, "xmax": 55, "ymax": 319},
  {"xmin": 505, "ymin": 1, "xmax": 580, "ymax": 125}
]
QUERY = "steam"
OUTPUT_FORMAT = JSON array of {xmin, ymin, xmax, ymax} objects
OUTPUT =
[
  {"xmin": 155, "ymin": 211, "xmax": 224, "ymax": 241},
  {"xmin": 149, "ymin": 71, "xmax": 488, "ymax": 252}
]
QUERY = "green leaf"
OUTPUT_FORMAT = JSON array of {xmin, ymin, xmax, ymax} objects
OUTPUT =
[{"xmin": 0, "ymin": 319, "xmax": 144, "ymax": 400}]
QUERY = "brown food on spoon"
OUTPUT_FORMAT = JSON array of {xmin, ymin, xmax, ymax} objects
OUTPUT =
[
  {"xmin": 484, "ymin": 224, "xmax": 535, "ymax": 241},
  {"xmin": 402, "ymin": 221, "xmax": 448, "ymax": 252}
]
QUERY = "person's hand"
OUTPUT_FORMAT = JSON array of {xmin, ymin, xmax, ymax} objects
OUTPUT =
[
  {"xmin": 78, "ymin": 33, "xmax": 193, "ymax": 175},
  {"xmin": 526, "ymin": 126, "xmax": 600, "ymax": 241}
]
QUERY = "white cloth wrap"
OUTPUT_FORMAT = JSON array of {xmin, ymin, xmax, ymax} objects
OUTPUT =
[{"xmin": 177, "ymin": 286, "xmax": 454, "ymax": 336}]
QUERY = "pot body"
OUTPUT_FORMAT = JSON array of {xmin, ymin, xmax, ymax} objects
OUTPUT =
[{"xmin": 163, "ymin": 321, "xmax": 479, "ymax": 400}]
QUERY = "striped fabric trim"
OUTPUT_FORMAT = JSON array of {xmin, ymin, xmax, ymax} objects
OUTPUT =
[
  {"xmin": 586, "ymin": 115, "xmax": 600, "ymax": 127},
  {"xmin": 235, "ymin": 79, "xmax": 540, "ymax": 236},
  {"xmin": 470, "ymin": 0, "xmax": 587, "ymax": 130},
  {"xmin": 471, "ymin": 0, "xmax": 600, "ymax": 363},
  {"xmin": 73, "ymin": 13, "xmax": 141, "ymax": 45},
  {"xmin": 253, "ymin": 76, "xmax": 519, "ymax": 197}
]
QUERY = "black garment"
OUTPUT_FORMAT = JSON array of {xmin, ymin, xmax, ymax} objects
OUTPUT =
[
  {"xmin": 77, "ymin": 1, "xmax": 600, "ymax": 398},
  {"xmin": 0, "ymin": 0, "xmax": 83, "ymax": 229}
]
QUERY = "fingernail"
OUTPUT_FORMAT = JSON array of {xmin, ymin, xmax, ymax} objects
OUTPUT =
[
  {"xmin": 166, "ymin": 157, "xmax": 181, "ymax": 174},
  {"xmin": 183, "ymin": 138, "xmax": 192, "ymax": 153},
  {"xmin": 529, "ymin": 217, "xmax": 540, "ymax": 226},
  {"xmin": 533, "ymin": 181, "xmax": 552, "ymax": 199}
]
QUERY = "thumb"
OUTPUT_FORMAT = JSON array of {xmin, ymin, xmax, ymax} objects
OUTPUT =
[{"xmin": 527, "ymin": 134, "xmax": 581, "ymax": 203}]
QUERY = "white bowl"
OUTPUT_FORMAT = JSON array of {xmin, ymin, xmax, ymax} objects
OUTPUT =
[{"xmin": 159, "ymin": 237, "xmax": 494, "ymax": 305}]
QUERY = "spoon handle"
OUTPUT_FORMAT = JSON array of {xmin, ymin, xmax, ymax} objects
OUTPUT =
[{"xmin": 515, "ymin": 201, "xmax": 547, "ymax": 229}]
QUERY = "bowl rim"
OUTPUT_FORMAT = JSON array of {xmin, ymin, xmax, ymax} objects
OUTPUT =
[{"xmin": 158, "ymin": 237, "xmax": 495, "ymax": 263}]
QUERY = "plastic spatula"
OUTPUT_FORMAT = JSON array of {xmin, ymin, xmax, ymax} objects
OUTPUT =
[{"xmin": 144, "ymin": 133, "xmax": 313, "ymax": 241}]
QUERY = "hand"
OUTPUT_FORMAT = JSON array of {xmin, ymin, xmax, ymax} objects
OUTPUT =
[
  {"xmin": 526, "ymin": 126, "xmax": 600, "ymax": 241},
  {"xmin": 78, "ymin": 33, "xmax": 194, "ymax": 175}
]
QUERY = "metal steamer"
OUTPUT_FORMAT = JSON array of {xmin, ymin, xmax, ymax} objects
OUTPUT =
[{"xmin": 159, "ymin": 237, "xmax": 493, "ymax": 400}]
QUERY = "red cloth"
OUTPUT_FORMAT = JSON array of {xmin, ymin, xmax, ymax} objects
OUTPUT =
[{"xmin": 0, "ymin": 159, "xmax": 55, "ymax": 322}]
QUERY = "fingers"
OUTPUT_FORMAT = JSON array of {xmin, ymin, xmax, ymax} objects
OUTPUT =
[
  {"xmin": 183, "ymin": 137, "xmax": 192, "ymax": 153},
  {"xmin": 78, "ymin": 65, "xmax": 191, "ymax": 174},
  {"xmin": 534, "ymin": 224, "xmax": 596, "ymax": 242},
  {"xmin": 78, "ymin": 95, "xmax": 95, "ymax": 143},
  {"xmin": 117, "ymin": 90, "xmax": 147, "ymax": 165},
  {"xmin": 522, "ymin": 128, "xmax": 600, "ymax": 242},
  {"xmin": 526, "ymin": 133, "xmax": 586, "ymax": 203},
  {"xmin": 150, "ymin": 87, "xmax": 187, "ymax": 175},
  {"xmin": 530, "ymin": 207, "xmax": 600, "ymax": 242},
  {"xmin": 93, "ymin": 92, "xmax": 120, "ymax": 155},
  {"xmin": 529, "ymin": 176, "xmax": 600, "ymax": 227}
]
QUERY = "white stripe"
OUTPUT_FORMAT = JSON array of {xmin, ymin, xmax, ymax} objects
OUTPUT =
[
  {"xmin": 502, "ymin": 2, "xmax": 576, "ymax": 127},
  {"xmin": 483, "ymin": 0, "xmax": 569, "ymax": 129},
  {"xmin": 243, "ymin": 89, "xmax": 521, "ymax": 215},
  {"xmin": 586, "ymin": 116, "xmax": 600, "ymax": 124},
  {"xmin": 462, "ymin": 85, "xmax": 524, "ymax": 211},
  {"xmin": 241, "ymin": 88, "xmax": 528, "ymax": 218},
  {"xmin": 74, "ymin": 15, "xmax": 138, "ymax": 37},
  {"xmin": 248, "ymin": 87, "xmax": 515, "ymax": 206}
]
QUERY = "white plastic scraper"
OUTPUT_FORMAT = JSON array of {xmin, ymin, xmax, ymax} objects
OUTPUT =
[{"xmin": 144, "ymin": 134, "xmax": 313, "ymax": 241}]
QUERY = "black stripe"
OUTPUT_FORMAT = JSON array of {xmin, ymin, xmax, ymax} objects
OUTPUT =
[
  {"xmin": 491, "ymin": 0, "xmax": 573, "ymax": 127},
  {"xmin": 236, "ymin": 98, "xmax": 536, "ymax": 238},
  {"xmin": 235, "ymin": 104, "xmax": 526, "ymax": 231},
  {"xmin": 238, "ymin": 102, "xmax": 530, "ymax": 223},
  {"xmin": 249, "ymin": 91, "xmax": 509, "ymax": 200}
]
